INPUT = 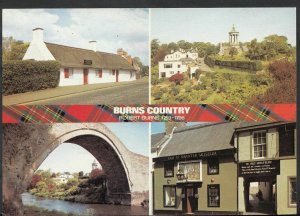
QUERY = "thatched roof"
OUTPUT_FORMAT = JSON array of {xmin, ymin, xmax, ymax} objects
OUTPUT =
[{"xmin": 45, "ymin": 42, "xmax": 135, "ymax": 70}]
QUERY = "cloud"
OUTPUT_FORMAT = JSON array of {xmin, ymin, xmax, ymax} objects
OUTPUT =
[{"xmin": 2, "ymin": 9, "xmax": 149, "ymax": 64}]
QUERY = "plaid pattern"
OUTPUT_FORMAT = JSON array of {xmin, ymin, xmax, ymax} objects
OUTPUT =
[{"xmin": 2, "ymin": 104, "xmax": 295, "ymax": 123}]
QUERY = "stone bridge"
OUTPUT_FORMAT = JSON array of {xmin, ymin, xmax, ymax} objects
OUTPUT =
[{"xmin": 2, "ymin": 123, "xmax": 149, "ymax": 216}]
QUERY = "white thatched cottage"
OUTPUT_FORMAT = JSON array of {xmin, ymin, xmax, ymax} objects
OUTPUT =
[{"xmin": 23, "ymin": 28, "xmax": 136, "ymax": 86}]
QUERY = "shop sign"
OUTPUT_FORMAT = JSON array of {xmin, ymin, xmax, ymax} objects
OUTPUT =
[
  {"xmin": 84, "ymin": 60, "xmax": 92, "ymax": 65},
  {"xmin": 239, "ymin": 160, "xmax": 280, "ymax": 177}
]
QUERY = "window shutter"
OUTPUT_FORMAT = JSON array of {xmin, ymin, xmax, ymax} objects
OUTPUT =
[{"xmin": 64, "ymin": 68, "xmax": 69, "ymax": 78}]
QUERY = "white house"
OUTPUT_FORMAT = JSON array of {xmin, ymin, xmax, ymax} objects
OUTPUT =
[
  {"xmin": 158, "ymin": 50, "xmax": 198, "ymax": 79},
  {"xmin": 53, "ymin": 173, "xmax": 74, "ymax": 185},
  {"xmin": 23, "ymin": 28, "xmax": 137, "ymax": 86}
]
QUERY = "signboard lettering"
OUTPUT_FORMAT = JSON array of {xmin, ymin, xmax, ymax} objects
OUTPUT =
[{"xmin": 239, "ymin": 160, "xmax": 280, "ymax": 177}]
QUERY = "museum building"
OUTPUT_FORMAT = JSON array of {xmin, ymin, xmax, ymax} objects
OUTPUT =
[{"xmin": 151, "ymin": 121, "xmax": 296, "ymax": 215}]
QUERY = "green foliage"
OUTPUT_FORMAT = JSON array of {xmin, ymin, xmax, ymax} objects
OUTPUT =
[
  {"xmin": 185, "ymin": 85, "xmax": 192, "ymax": 93},
  {"xmin": 204, "ymin": 55, "xmax": 215, "ymax": 67},
  {"xmin": 2, "ymin": 37, "xmax": 29, "ymax": 61},
  {"xmin": 3, "ymin": 60, "xmax": 60, "ymax": 95},
  {"xmin": 229, "ymin": 47, "xmax": 238, "ymax": 58},
  {"xmin": 152, "ymin": 89, "xmax": 163, "ymax": 100},
  {"xmin": 246, "ymin": 35, "xmax": 294, "ymax": 60},
  {"xmin": 169, "ymin": 86, "xmax": 180, "ymax": 96},
  {"xmin": 214, "ymin": 59, "xmax": 262, "ymax": 71},
  {"xmin": 250, "ymin": 59, "xmax": 296, "ymax": 103}
]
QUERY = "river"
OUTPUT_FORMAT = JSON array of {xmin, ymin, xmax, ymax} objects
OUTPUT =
[{"xmin": 22, "ymin": 193, "xmax": 148, "ymax": 215}]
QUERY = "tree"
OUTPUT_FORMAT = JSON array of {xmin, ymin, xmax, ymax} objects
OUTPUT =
[
  {"xmin": 167, "ymin": 42, "xmax": 179, "ymax": 52},
  {"xmin": 79, "ymin": 171, "xmax": 84, "ymax": 177},
  {"xmin": 151, "ymin": 39, "xmax": 160, "ymax": 59},
  {"xmin": 2, "ymin": 37, "xmax": 29, "ymax": 61},
  {"xmin": 90, "ymin": 168, "xmax": 105, "ymax": 179},
  {"xmin": 229, "ymin": 47, "xmax": 238, "ymax": 58},
  {"xmin": 177, "ymin": 40, "xmax": 191, "ymax": 51},
  {"xmin": 29, "ymin": 174, "xmax": 42, "ymax": 189}
]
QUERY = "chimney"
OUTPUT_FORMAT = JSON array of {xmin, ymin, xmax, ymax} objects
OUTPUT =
[
  {"xmin": 32, "ymin": 27, "xmax": 44, "ymax": 43},
  {"xmin": 89, "ymin": 40, "xmax": 97, "ymax": 52}
]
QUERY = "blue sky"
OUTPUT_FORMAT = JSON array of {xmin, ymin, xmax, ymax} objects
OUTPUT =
[
  {"xmin": 151, "ymin": 8, "xmax": 296, "ymax": 46},
  {"xmin": 39, "ymin": 123, "xmax": 149, "ymax": 173},
  {"xmin": 3, "ymin": 9, "xmax": 149, "ymax": 64}
]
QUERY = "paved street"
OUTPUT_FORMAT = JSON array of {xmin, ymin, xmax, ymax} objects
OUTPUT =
[{"xmin": 3, "ymin": 79, "xmax": 149, "ymax": 105}]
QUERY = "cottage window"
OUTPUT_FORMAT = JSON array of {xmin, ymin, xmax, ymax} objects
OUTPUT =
[
  {"xmin": 163, "ymin": 186, "xmax": 176, "ymax": 207},
  {"xmin": 208, "ymin": 185, "xmax": 220, "ymax": 207},
  {"xmin": 252, "ymin": 131, "xmax": 267, "ymax": 159},
  {"xmin": 207, "ymin": 158, "xmax": 219, "ymax": 175},
  {"xmin": 161, "ymin": 72, "xmax": 166, "ymax": 78},
  {"xmin": 164, "ymin": 64, "xmax": 172, "ymax": 68},
  {"xmin": 95, "ymin": 69, "xmax": 102, "ymax": 78},
  {"xmin": 64, "ymin": 68, "xmax": 73, "ymax": 78},
  {"xmin": 164, "ymin": 161, "xmax": 174, "ymax": 177},
  {"xmin": 178, "ymin": 65, "xmax": 181, "ymax": 68},
  {"xmin": 170, "ymin": 71, "xmax": 174, "ymax": 75},
  {"xmin": 279, "ymin": 125, "xmax": 295, "ymax": 157},
  {"xmin": 289, "ymin": 177, "xmax": 297, "ymax": 206}
]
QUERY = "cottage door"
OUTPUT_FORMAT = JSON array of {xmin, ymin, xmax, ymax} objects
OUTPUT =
[
  {"xmin": 83, "ymin": 69, "xmax": 89, "ymax": 85},
  {"xmin": 116, "ymin": 70, "xmax": 119, "ymax": 82},
  {"xmin": 186, "ymin": 187, "xmax": 194, "ymax": 214}
]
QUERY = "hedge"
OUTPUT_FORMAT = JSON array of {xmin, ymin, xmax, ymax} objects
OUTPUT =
[
  {"xmin": 215, "ymin": 59, "xmax": 262, "ymax": 71},
  {"xmin": 204, "ymin": 55, "xmax": 262, "ymax": 71},
  {"xmin": 3, "ymin": 60, "xmax": 60, "ymax": 95},
  {"xmin": 204, "ymin": 55, "xmax": 215, "ymax": 67}
]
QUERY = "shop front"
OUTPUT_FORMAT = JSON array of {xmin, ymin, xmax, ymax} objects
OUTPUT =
[{"xmin": 152, "ymin": 123, "xmax": 241, "ymax": 215}]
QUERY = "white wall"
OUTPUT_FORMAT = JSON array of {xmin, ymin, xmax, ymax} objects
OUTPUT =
[
  {"xmin": 164, "ymin": 51, "xmax": 198, "ymax": 61},
  {"xmin": 59, "ymin": 68, "xmax": 136, "ymax": 86},
  {"xmin": 158, "ymin": 61, "xmax": 187, "ymax": 78}
]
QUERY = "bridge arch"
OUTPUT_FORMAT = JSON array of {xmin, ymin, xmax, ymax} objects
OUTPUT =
[{"xmin": 3, "ymin": 123, "xmax": 148, "ymax": 216}]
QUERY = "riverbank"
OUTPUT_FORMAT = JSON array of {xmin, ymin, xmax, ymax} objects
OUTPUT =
[{"xmin": 24, "ymin": 206, "xmax": 87, "ymax": 216}]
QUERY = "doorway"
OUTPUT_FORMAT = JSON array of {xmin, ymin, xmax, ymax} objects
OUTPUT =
[
  {"xmin": 184, "ymin": 186, "xmax": 198, "ymax": 214},
  {"xmin": 244, "ymin": 177, "xmax": 276, "ymax": 214},
  {"xmin": 84, "ymin": 69, "xmax": 89, "ymax": 85}
]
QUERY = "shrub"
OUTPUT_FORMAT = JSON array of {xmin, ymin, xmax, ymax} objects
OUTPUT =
[
  {"xmin": 185, "ymin": 85, "xmax": 192, "ymax": 92},
  {"xmin": 3, "ymin": 60, "xmax": 60, "ymax": 95},
  {"xmin": 169, "ymin": 86, "xmax": 180, "ymax": 96},
  {"xmin": 249, "ymin": 60, "xmax": 296, "ymax": 103},
  {"xmin": 152, "ymin": 90, "xmax": 163, "ymax": 100},
  {"xmin": 169, "ymin": 73, "xmax": 184, "ymax": 85}
]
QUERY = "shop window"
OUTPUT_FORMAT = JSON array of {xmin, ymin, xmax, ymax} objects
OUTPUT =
[
  {"xmin": 207, "ymin": 158, "xmax": 219, "ymax": 175},
  {"xmin": 289, "ymin": 177, "xmax": 297, "ymax": 206},
  {"xmin": 95, "ymin": 69, "xmax": 102, "ymax": 78},
  {"xmin": 163, "ymin": 186, "xmax": 176, "ymax": 207},
  {"xmin": 279, "ymin": 125, "xmax": 295, "ymax": 157},
  {"xmin": 207, "ymin": 184, "xmax": 220, "ymax": 207},
  {"xmin": 64, "ymin": 68, "xmax": 73, "ymax": 78},
  {"xmin": 164, "ymin": 161, "xmax": 174, "ymax": 177},
  {"xmin": 252, "ymin": 130, "xmax": 267, "ymax": 159},
  {"xmin": 164, "ymin": 64, "xmax": 172, "ymax": 68}
]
